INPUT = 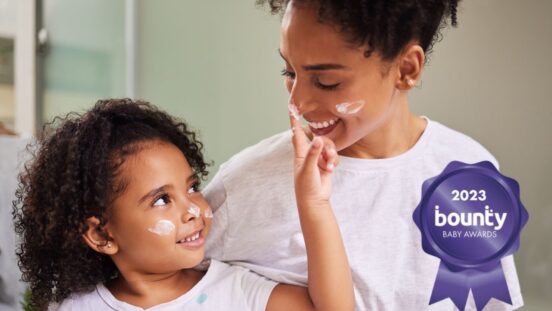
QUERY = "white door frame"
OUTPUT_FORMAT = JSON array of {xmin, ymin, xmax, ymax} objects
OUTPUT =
[{"xmin": 14, "ymin": 0, "xmax": 37, "ymax": 136}]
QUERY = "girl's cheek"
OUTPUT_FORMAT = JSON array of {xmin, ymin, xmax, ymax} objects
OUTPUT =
[
  {"xmin": 204, "ymin": 206, "xmax": 214, "ymax": 220},
  {"xmin": 148, "ymin": 219, "xmax": 176, "ymax": 236}
]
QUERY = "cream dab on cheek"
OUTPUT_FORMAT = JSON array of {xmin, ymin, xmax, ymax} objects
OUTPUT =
[
  {"xmin": 335, "ymin": 100, "xmax": 365, "ymax": 115},
  {"xmin": 204, "ymin": 208, "xmax": 214, "ymax": 219},
  {"xmin": 148, "ymin": 219, "xmax": 176, "ymax": 236}
]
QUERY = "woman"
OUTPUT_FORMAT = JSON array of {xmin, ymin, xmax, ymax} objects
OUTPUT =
[{"xmin": 203, "ymin": 0, "xmax": 523, "ymax": 309}]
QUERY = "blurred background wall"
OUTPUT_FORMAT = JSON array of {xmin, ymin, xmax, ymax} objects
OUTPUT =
[{"xmin": 0, "ymin": 0, "xmax": 550, "ymax": 309}]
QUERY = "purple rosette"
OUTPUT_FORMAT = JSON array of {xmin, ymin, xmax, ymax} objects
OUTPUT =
[{"xmin": 413, "ymin": 161, "xmax": 528, "ymax": 311}]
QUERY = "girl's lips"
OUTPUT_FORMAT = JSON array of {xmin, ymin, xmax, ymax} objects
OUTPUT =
[
  {"xmin": 176, "ymin": 227, "xmax": 205, "ymax": 249},
  {"xmin": 309, "ymin": 119, "xmax": 340, "ymax": 136},
  {"xmin": 177, "ymin": 236, "xmax": 205, "ymax": 250}
]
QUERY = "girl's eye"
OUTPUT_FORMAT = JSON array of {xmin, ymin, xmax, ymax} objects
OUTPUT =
[
  {"xmin": 153, "ymin": 194, "xmax": 170, "ymax": 207},
  {"xmin": 187, "ymin": 182, "xmax": 200, "ymax": 194},
  {"xmin": 281, "ymin": 68, "xmax": 296, "ymax": 80}
]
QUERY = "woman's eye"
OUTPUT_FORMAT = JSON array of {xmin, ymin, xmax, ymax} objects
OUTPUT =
[
  {"xmin": 315, "ymin": 80, "xmax": 340, "ymax": 91},
  {"xmin": 281, "ymin": 69, "xmax": 296, "ymax": 80},
  {"xmin": 153, "ymin": 195, "xmax": 170, "ymax": 207}
]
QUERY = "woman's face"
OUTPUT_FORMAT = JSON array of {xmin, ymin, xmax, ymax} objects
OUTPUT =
[
  {"xmin": 105, "ymin": 140, "xmax": 212, "ymax": 275},
  {"xmin": 280, "ymin": 3, "xmax": 403, "ymax": 151}
]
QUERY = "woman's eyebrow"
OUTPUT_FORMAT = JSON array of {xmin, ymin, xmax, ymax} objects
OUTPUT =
[{"xmin": 278, "ymin": 49, "xmax": 349, "ymax": 71}]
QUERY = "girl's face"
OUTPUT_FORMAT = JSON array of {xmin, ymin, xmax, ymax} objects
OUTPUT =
[
  {"xmin": 280, "ymin": 3, "xmax": 405, "ymax": 152},
  {"xmin": 105, "ymin": 140, "xmax": 211, "ymax": 275}
]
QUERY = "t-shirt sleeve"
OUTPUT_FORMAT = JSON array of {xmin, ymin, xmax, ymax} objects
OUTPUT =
[
  {"xmin": 238, "ymin": 267, "xmax": 278, "ymax": 311},
  {"xmin": 203, "ymin": 165, "xmax": 230, "ymax": 262}
]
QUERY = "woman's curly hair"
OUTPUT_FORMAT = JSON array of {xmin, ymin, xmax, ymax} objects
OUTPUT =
[
  {"xmin": 12, "ymin": 99, "xmax": 210, "ymax": 309},
  {"xmin": 257, "ymin": 0, "xmax": 460, "ymax": 61}
]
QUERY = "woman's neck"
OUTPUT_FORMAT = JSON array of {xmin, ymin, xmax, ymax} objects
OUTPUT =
[
  {"xmin": 106, "ymin": 268, "xmax": 204, "ymax": 309},
  {"xmin": 339, "ymin": 98, "xmax": 426, "ymax": 159}
]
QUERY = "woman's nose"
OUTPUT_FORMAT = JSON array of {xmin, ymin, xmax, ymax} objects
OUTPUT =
[{"xmin": 289, "ymin": 89, "xmax": 317, "ymax": 115}]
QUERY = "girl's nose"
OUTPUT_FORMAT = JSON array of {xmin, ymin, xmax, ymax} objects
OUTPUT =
[{"xmin": 181, "ymin": 203, "xmax": 201, "ymax": 223}]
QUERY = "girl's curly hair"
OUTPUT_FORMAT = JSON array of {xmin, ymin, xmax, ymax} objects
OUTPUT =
[
  {"xmin": 257, "ymin": 0, "xmax": 460, "ymax": 61},
  {"xmin": 12, "ymin": 99, "xmax": 210, "ymax": 309}
]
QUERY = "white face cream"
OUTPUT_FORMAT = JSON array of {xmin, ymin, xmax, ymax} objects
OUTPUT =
[
  {"xmin": 204, "ymin": 207, "xmax": 214, "ymax": 219},
  {"xmin": 335, "ymin": 100, "xmax": 366, "ymax": 115},
  {"xmin": 188, "ymin": 204, "xmax": 201, "ymax": 218},
  {"xmin": 288, "ymin": 101, "xmax": 301, "ymax": 120},
  {"xmin": 148, "ymin": 219, "xmax": 176, "ymax": 236}
]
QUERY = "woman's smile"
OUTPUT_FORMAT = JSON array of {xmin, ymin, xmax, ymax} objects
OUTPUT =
[{"xmin": 307, "ymin": 117, "xmax": 341, "ymax": 135}]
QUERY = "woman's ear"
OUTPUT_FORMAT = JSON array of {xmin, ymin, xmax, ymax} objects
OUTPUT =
[
  {"xmin": 82, "ymin": 216, "xmax": 118, "ymax": 255},
  {"xmin": 396, "ymin": 43, "xmax": 425, "ymax": 90}
]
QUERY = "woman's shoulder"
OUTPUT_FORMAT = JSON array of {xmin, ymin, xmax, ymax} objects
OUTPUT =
[
  {"xmin": 217, "ymin": 130, "xmax": 293, "ymax": 178},
  {"xmin": 426, "ymin": 118, "xmax": 498, "ymax": 167}
]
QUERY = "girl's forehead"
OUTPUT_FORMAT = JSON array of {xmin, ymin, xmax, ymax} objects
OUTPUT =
[{"xmin": 113, "ymin": 141, "xmax": 193, "ymax": 192}]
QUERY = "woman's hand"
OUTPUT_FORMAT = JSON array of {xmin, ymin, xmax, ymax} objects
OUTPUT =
[{"xmin": 290, "ymin": 114, "xmax": 339, "ymax": 207}]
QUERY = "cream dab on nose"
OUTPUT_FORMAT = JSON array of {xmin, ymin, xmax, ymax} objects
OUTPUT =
[{"xmin": 188, "ymin": 204, "xmax": 201, "ymax": 218}]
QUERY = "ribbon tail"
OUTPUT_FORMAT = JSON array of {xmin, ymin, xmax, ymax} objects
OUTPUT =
[
  {"xmin": 470, "ymin": 264, "xmax": 512, "ymax": 311},
  {"xmin": 430, "ymin": 262, "xmax": 470, "ymax": 310}
]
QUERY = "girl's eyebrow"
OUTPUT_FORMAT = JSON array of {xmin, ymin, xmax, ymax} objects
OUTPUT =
[
  {"xmin": 138, "ymin": 173, "xmax": 199, "ymax": 204},
  {"xmin": 139, "ymin": 185, "xmax": 172, "ymax": 204},
  {"xmin": 187, "ymin": 173, "xmax": 199, "ymax": 183}
]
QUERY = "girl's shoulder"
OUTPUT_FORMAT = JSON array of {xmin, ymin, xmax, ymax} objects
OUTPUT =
[
  {"xmin": 197, "ymin": 260, "xmax": 278, "ymax": 310},
  {"xmin": 48, "ymin": 286, "xmax": 105, "ymax": 311}
]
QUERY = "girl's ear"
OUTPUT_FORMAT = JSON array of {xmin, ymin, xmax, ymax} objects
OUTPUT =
[
  {"xmin": 82, "ymin": 216, "xmax": 118, "ymax": 255},
  {"xmin": 395, "ymin": 43, "xmax": 425, "ymax": 90}
]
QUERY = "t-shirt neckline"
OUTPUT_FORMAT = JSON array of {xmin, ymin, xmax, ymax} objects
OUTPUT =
[
  {"xmin": 96, "ymin": 260, "xmax": 219, "ymax": 310},
  {"xmin": 337, "ymin": 116, "xmax": 432, "ymax": 170}
]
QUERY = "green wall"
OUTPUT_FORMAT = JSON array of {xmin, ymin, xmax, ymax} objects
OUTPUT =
[{"xmin": 137, "ymin": 1, "xmax": 288, "ymax": 171}]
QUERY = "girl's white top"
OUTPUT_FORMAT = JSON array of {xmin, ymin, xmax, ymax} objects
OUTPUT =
[
  {"xmin": 203, "ymin": 117, "xmax": 524, "ymax": 311},
  {"xmin": 51, "ymin": 260, "xmax": 276, "ymax": 311}
]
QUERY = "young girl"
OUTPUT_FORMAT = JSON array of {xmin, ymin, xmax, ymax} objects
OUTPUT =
[{"xmin": 13, "ymin": 99, "xmax": 353, "ymax": 310}]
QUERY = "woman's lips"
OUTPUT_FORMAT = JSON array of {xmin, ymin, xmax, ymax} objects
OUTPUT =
[{"xmin": 309, "ymin": 119, "xmax": 340, "ymax": 136}]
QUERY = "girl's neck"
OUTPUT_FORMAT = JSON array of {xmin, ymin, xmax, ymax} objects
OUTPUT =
[
  {"xmin": 340, "ymin": 96, "xmax": 426, "ymax": 159},
  {"xmin": 106, "ymin": 268, "xmax": 205, "ymax": 309}
]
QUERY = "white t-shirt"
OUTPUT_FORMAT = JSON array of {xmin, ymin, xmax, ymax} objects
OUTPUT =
[
  {"xmin": 203, "ymin": 117, "xmax": 524, "ymax": 311},
  {"xmin": 51, "ymin": 260, "xmax": 277, "ymax": 311}
]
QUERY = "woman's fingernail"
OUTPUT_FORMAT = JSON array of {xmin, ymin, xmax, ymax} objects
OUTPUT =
[{"xmin": 327, "ymin": 163, "xmax": 335, "ymax": 171}]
